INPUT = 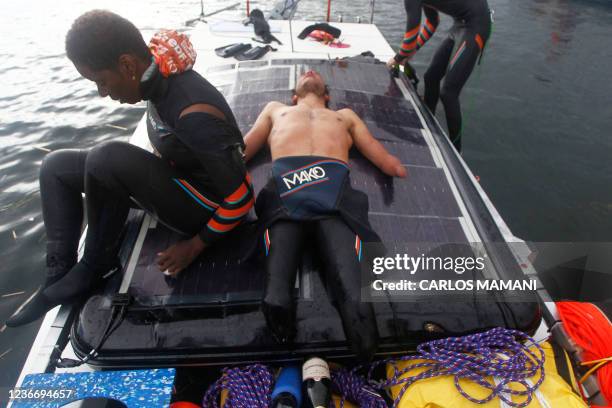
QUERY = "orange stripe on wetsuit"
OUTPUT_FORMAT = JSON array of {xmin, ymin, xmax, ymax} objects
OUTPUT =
[
  {"xmin": 416, "ymin": 18, "xmax": 437, "ymax": 49},
  {"xmin": 475, "ymin": 33, "xmax": 484, "ymax": 51},
  {"xmin": 398, "ymin": 13, "xmax": 439, "ymax": 60},
  {"xmin": 204, "ymin": 175, "xmax": 254, "ymax": 236},
  {"xmin": 399, "ymin": 26, "xmax": 420, "ymax": 58},
  {"xmin": 216, "ymin": 197, "xmax": 254, "ymax": 219},
  {"xmin": 176, "ymin": 179, "xmax": 219, "ymax": 209}
]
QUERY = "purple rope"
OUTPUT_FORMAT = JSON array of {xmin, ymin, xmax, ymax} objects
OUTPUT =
[
  {"xmin": 202, "ymin": 364, "xmax": 274, "ymax": 408},
  {"xmin": 200, "ymin": 328, "xmax": 543, "ymax": 408},
  {"xmin": 331, "ymin": 367, "xmax": 387, "ymax": 408},
  {"xmin": 368, "ymin": 327, "xmax": 545, "ymax": 408}
]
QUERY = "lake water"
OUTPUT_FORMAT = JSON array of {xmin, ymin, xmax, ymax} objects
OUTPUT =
[{"xmin": 1, "ymin": 0, "xmax": 611, "ymax": 397}]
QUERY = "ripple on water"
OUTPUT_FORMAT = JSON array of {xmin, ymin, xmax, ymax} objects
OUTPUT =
[
  {"xmin": 0, "ymin": 65, "xmax": 27, "ymax": 75},
  {"xmin": 0, "ymin": 90, "xmax": 38, "ymax": 102},
  {"xmin": 30, "ymin": 53, "xmax": 65, "ymax": 61},
  {"xmin": 85, "ymin": 106, "xmax": 105, "ymax": 115},
  {"xmin": 0, "ymin": 121, "xmax": 45, "ymax": 137},
  {"xmin": 39, "ymin": 125, "xmax": 87, "ymax": 144},
  {"xmin": 36, "ymin": 105, "xmax": 83, "ymax": 114}
]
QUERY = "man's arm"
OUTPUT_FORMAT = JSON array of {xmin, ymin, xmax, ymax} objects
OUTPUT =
[
  {"xmin": 343, "ymin": 109, "xmax": 407, "ymax": 178},
  {"xmin": 243, "ymin": 102, "xmax": 280, "ymax": 162}
]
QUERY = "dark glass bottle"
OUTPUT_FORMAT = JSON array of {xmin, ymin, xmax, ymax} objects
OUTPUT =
[{"xmin": 302, "ymin": 357, "xmax": 332, "ymax": 408}]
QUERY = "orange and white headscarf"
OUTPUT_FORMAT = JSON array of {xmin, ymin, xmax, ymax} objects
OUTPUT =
[{"xmin": 149, "ymin": 29, "xmax": 197, "ymax": 77}]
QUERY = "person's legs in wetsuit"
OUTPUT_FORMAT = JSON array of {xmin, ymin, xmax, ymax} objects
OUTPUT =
[
  {"xmin": 261, "ymin": 220, "xmax": 305, "ymax": 343},
  {"xmin": 43, "ymin": 140, "xmax": 220, "ymax": 301},
  {"xmin": 6, "ymin": 150, "xmax": 89, "ymax": 327},
  {"xmin": 313, "ymin": 217, "xmax": 379, "ymax": 361},
  {"xmin": 424, "ymin": 18, "xmax": 490, "ymax": 151},
  {"xmin": 423, "ymin": 36, "xmax": 455, "ymax": 115},
  {"xmin": 8, "ymin": 141, "xmax": 217, "ymax": 326},
  {"xmin": 39, "ymin": 149, "xmax": 88, "ymax": 274}
]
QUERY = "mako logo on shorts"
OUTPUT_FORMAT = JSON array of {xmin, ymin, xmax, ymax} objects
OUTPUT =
[{"xmin": 282, "ymin": 166, "xmax": 327, "ymax": 191}]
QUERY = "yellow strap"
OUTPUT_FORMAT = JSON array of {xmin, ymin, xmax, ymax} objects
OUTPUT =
[
  {"xmin": 581, "ymin": 356, "xmax": 612, "ymax": 366},
  {"xmin": 579, "ymin": 358, "xmax": 611, "ymax": 384}
]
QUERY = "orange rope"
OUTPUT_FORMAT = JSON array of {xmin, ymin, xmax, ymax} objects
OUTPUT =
[{"xmin": 557, "ymin": 301, "xmax": 612, "ymax": 405}]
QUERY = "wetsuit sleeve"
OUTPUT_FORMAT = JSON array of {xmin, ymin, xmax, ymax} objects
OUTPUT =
[
  {"xmin": 395, "ymin": 0, "xmax": 423, "ymax": 62},
  {"xmin": 415, "ymin": 6, "xmax": 439, "ymax": 51},
  {"xmin": 174, "ymin": 112, "xmax": 254, "ymax": 245}
]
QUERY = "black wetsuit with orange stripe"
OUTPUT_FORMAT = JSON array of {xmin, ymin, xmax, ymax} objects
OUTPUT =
[
  {"xmin": 37, "ymin": 67, "xmax": 253, "ymax": 277},
  {"xmin": 395, "ymin": 0, "xmax": 491, "ymax": 151},
  {"xmin": 5, "ymin": 66, "xmax": 253, "ymax": 326},
  {"xmin": 145, "ymin": 68, "xmax": 254, "ymax": 244}
]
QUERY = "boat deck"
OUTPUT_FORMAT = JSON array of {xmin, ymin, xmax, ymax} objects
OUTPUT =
[
  {"xmin": 118, "ymin": 16, "xmax": 528, "ymax": 306},
  {"xmin": 65, "ymin": 55, "xmax": 541, "ymax": 366},
  {"xmin": 11, "ymin": 14, "xmax": 605, "ymax": 406},
  {"xmin": 13, "ymin": 14, "xmax": 549, "ymax": 386}
]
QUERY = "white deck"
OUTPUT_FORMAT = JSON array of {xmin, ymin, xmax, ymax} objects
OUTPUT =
[{"xmin": 190, "ymin": 18, "xmax": 395, "ymax": 70}]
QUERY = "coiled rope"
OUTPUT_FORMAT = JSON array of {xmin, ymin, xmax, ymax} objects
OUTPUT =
[
  {"xmin": 557, "ymin": 301, "xmax": 612, "ymax": 404},
  {"xmin": 369, "ymin": 327, "xmax": 545, "ymax": 408},
  {"xmin": 201, "ymin": 328, "xmax": 545, "ymax": 407},
  {"xmin": 331, "ymin": 367, "xmax": 387, "ymax": 408},
  {"xmin": 202, "ymin": 364, "xmax": 274, "ymax": 408}
]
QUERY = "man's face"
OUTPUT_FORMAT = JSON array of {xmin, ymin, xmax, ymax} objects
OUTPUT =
[
  {"xmin": 75, "ymin": 62, "xmax": 140, "ymax": 104},
  {"xmin": 295, "ymin": 70, "xmax": 327, "ymax": 98}
]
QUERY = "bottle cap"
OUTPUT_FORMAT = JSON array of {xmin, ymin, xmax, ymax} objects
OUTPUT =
[{"xmin": 302, "ymin": 357, "xmax": 330, "ymax": 381}]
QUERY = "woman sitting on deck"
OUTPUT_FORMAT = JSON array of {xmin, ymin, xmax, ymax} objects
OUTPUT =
[{"xmin": 7, "ymin": 10, "xmax": 253, "ymax": 327}]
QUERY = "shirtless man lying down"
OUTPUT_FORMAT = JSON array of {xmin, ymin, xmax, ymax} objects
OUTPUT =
[{"xmin": 244, "ymin": 70, "xmax": 406, "ymax": 360}]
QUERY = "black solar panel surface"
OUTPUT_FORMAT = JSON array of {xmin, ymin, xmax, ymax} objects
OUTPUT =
[
  {"xmin": 128, "ymin": 59, "xmax": 467, "ymax": 305},
  {"xmin": 73, "ymin": 60, "xmax": 542, "ymax": 366}
]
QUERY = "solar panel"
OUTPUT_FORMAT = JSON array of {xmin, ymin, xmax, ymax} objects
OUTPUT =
[
  {"xmin": 75, "ymin": 59, "xmax": 541, "ymax": 367},
  {"xmin": 128, "ymin": 59, "xmax": 466, "ymax": 305}
]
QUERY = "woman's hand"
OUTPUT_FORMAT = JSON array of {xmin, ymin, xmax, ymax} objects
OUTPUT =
[{"xmin": 157, "ymin": 235, "xmax": 206, "ymax": 277}]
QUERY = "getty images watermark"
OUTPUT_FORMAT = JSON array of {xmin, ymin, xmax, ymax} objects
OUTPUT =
[
  {"xmin": 371, "ymin": 253, "xmax": 536, "ymax": 291},
  {"xmin": 359, "ymin": 242, "xmax": 544, "ymax": 302}
]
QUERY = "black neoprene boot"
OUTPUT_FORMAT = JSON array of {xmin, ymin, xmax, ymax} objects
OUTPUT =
[
  {"xmin": 336, "ymin": 300, "xmax": 379, "ymax": 362},
  {"xmin": 43, "ymin": 257, "xmax": 120, "ymax": 304},
  {"xmin": 262, "ymin": 299, "xmax": 297, "ymax": 344},
  {"xmin": 6, "ymin": 244, "xmax": 76, "ymax": 327}
]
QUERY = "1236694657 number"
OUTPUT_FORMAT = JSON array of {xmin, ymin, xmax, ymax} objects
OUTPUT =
[{"xmin": 8, "ymin": 387, "xmax": 75, "ymax": 401}]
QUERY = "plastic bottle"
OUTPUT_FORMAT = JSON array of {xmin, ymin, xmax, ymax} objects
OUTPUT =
[{"xmin": 271, "ymin": 365, "xmax": 302, "ymax": 408}]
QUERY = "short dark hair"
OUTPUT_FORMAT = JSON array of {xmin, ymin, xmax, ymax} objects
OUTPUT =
[{"xmin": 66, "ymin": 10, "xmax": 151, "ymax": 70}]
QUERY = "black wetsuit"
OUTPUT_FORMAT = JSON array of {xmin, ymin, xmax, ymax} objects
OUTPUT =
[
  {"xmin": 394, "ymin": 0, "xmax": 491, "ymax": 151},
  {"xmin": 40, "ymin": 68, "xmax": 253, "ymax": 301},
  {"xmin": 256, "ymin": 156, "xmax": 379, "ymax": 360}
]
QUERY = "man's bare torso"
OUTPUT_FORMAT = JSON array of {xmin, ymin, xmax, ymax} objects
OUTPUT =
[{"xmin": 267, "ymin": 102, "xmax": 353, "ymax": 162}]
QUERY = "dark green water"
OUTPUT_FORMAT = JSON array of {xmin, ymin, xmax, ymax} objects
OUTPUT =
[{"xmin": 0, "ymin": 0, "xmax": 611, "ymax": 398}]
